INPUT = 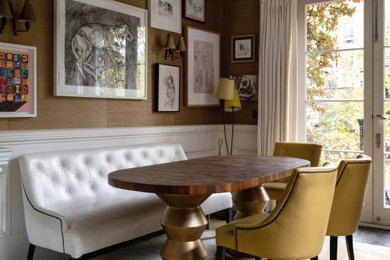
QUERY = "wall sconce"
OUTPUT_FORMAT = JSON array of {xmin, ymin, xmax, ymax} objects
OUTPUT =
[
  {"xmin": 0, "ymin": 0, "xmax": 37, "ymax": 35},
  {"xmin": 164, "ymin": 34, "xmax": 186, "ymax": 61}
]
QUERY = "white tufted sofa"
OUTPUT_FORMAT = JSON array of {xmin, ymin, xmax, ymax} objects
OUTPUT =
[{"xmin": 19, "ymin": 142, "xmax": 232, "ymax": 259}]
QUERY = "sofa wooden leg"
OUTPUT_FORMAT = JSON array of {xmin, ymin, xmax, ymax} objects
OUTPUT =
[
  {"xmin": 216, "ymin": 246, "xmax": 226, "ymax": 260},
  {"xmin": 346, "ymin": 235, "xmax": 355, "ymax": 260},
  {"xmin": 330, "ymin": 236, "xmax": 338, "ymax": 260},
  {"xmin": 27, "ymin": 244, "xmax": 35, "ymax": 260},
  {"xmin": 225, "ymin": 208, "xmax": 233, "ymax": 223}
]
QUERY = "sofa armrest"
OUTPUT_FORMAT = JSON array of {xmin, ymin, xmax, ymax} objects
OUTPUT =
[{"xmin": 22, "ymin": 186, "xmax": 70, "ymax": 253}]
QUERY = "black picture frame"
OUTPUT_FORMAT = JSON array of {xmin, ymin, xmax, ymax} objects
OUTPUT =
[
  {"xmin": 232, "ymin": 34, "xmax": 255, "ymax": 63},
  {"xmin": 155, "ymin": 63, "xmax": 181, "ymax": 112}
]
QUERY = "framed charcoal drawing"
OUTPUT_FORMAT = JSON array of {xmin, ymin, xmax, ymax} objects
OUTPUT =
[
  {"xmin": 232, "ymin": 34, "xmax": 255, "ymax": 63},
  {"xmin": 0, "ymin": 42, "xmax": 37, "ymax": 118},
  {"xmin": 229, "ymin": 74, "xmax": 258, "ymax": 101},
  {"xmin": 54, "ymin": 0, "xmax": 148, "ymax": 100},
  {"xmin": 184, "ymin": 0, "xmax": 205, "ymax": 22},
  {"xmin": 149, "ymin": 0, "xmax": 181, "ymax": 33},
  {"xmin": 156, "ymin": 64, "xmax": 180, "ymax": 112},
  {"xmin": 185, "ymin": 26, "xmax": 220, "ymax": 107}
]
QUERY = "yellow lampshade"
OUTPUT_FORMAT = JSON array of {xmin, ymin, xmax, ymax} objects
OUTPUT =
[
  {"xmin": 165, "ymin": 34, "xmax": 176, "ymax": 50},
  {"xmin": 216, "ymin": 78, "xmax": 234, "ymax": 100},
  {"xmin": 225, "ymin": 89, "xmax": 241, "ymax": 112},
  {"xmin": 177, "ymin": 37, "xmax": 186, "ymax": 52}
]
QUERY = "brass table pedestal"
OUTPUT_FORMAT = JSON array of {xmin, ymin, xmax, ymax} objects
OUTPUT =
[{"xmin": 158, "ymin": 194, "xmax": 210, "ymax": 260}]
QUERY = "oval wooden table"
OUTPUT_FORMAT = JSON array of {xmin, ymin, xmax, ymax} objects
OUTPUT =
[{"xmin": 108, "ymin": 155, "xmax": 310, "ymax": 260}]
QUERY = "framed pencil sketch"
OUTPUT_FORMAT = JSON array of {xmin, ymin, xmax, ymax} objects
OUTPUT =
[
  {"xmin": 229, "ymin": 74, "xmax": 258, "ymax": 101},
  {"xmin": 149, "ymin": 0, "xmax": 181, "ymax": 33},
  {"xmin": 0, "ymin": 42, "xmax": 37, "ymax": 118},
  {"xmin": 156, "ymin": 64, "xmax": 180, "ymax": 112},
  {"xmin": 184, "ymin": 0, "xmax": 205, "ymax": 22},
  {"xmin": 54, "ymin": 0, "xmax": 148, "ymax": 100},
  {"xmin": 185, "ymin": 26, "xmax": 220, "ymax": 107},
  {"xmin": 232, "ymin": 34, "xmax": 255, "ymax": 63}
]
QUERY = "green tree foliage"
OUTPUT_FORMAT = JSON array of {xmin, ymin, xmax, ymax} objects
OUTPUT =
[{"xmin": 305, "ymin": 0, "xmax": 363, "ymax": 162}]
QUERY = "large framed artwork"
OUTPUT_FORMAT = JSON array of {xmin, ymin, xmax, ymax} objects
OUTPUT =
[
  {"xmin": 0, "ymin": 42, "xmax": 37, "ymax": 118},
  {"xmin": 149, "ymin": 0, "xmax": 181, "ymax": 33},
  {"xmin": 232, "ymin": 34, "xmax": 255, "ymax": 63},
  {"xmin": 184, "ymin": 0, "xmax": 205, "ymax": 22},
  {"xmin": 185, "ymin": 26, "xmax": 220, "ymax": 107},
  {"xmin": 229, "ymin": 74, "xmax": 258, "ymax": 101},
  {"xmin": 156, "ymin": 64, "xmax": 180, "ymax": 112},
  {"xmin": 54, "ymin": 0, "xmax": 148, "ymax": 100}
]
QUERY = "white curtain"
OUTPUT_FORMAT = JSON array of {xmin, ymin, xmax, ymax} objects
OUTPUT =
[{"xmin": 258, "ymin": 0, "xmax": 299, "ymax": 156}]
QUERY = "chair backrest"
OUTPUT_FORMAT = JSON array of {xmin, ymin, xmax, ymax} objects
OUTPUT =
[
  {"xmin": 236, "ymin": 165, "xmax": 337, "ymax": 259},
  {"xmin": 326, "ymin": 154, "xmax": 372, "ymax": 236},
  {"xmin": 273, "ymin": 142, "xmax": 322, "ymax": 167}
]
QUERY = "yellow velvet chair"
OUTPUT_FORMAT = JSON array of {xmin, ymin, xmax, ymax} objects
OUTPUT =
[
  {"xmin": 263, "ymin": 142, "xmax": 322, "ymax": 200},
  {"xmin": 326, "ymin": 154, "xmax": 372, "ymax": 260},
  {"xmin": 216, "ymin": 165, "xmax": 338, "ymax": 260}
]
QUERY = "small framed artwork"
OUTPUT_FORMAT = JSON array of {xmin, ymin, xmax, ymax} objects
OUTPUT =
[
  {"xmin": 0, "ymin": 42, "xmax": 37, "ymax": 118},
  {"xmin": 232, "ymin": 34, "xmax": 255, "ymax": 63},
  {"xmin": 185, "ymin": 26, "xmax": 220, "ymax": 107},
  {"xmin": 184, "ymin": 0, "xmax": 205, "ymax": 22},
  {"xmin": 156, "ymin": 63, "xmax": 180, "ymax": 112},
  {"xmin": 54, "ymin": 0, "xmax": 148, "ymax": 100},
  {"xmin": 229, "ymin": 74, "xmax": 258, "ymax": 101},
  {"xmin": 149, "ymin": 0, "xmax": 181, "ymax": 33}
]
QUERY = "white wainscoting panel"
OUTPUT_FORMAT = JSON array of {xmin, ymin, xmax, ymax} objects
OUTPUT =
[
  {"xmin": 0, "ymin": 148, "xmax": 11, "ymax": 238},
  {"xmin": 0, "ymin": 124, "xmax": 256, "ymax": 260}
]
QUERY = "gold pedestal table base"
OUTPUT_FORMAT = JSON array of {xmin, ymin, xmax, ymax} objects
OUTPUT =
[{"xmin": 158, "ymin": 194, "xmax": 210, "ymax": 260}]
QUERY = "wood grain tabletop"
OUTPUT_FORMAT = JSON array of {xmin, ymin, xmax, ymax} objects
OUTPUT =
[{"xmin": 108, "ymin": 155, "xmax": 310, "ymax": 195}]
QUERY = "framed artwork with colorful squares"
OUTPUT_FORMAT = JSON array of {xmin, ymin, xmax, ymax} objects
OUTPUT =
[{"xmin": 0, "ymin": 42, "xmax": 37, "ymax": 118}]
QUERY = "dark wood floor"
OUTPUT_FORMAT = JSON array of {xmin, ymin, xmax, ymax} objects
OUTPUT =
[{"xmin": 354, "ymin": 226, "xmax": 390, "ymax": 247}]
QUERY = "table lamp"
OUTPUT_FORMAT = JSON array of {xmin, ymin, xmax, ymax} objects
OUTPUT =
[{"xmin": 216, "ymin": 78, "xmax": 235, "ymax": 155}]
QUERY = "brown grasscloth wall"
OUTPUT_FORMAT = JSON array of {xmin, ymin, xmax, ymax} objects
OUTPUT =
[{"xmin": 0, "ymin": 0, "xmax": 258, "ymax": 130}]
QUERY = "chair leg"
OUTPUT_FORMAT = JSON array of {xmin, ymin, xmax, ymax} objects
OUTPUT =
[
  {"xmin": 27, "ymin": 244, "xmax": 35, "ymax": 260},
  {"xmin": 225, "ymin": 208, "xmax": 233, "ymax": 223},
  {"xmin": 346, "ymin": 235, "xmax": 355, "ymax": 260},
  {"xmin": 254, "ymin": 257, "xmax": 262, "ymax": 260},
  {"xmin": 311, "ymin": 257, "xmax": 318, "ymax": 260},
  {"xmin": 330, "ymin": 236, "xmax": 338, "ymax": 260},
  {"xmin": 216, "ymin": 246, "xmax": 226, "ymax": 260}
]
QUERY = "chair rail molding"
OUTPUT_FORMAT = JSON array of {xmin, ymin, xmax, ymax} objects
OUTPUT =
[
  {"xmin": 0, "ymin": 147, "xmax": 12, "ymax": 237},
  {"xmin": 0, "ymin": 124, "xmax": 257, "ymax": 260}
]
